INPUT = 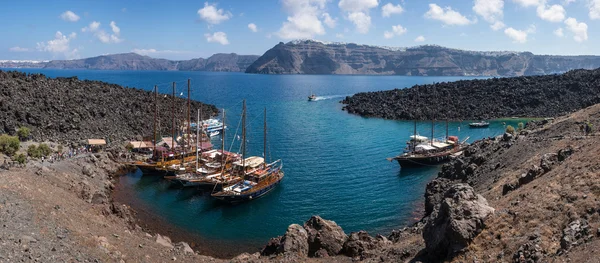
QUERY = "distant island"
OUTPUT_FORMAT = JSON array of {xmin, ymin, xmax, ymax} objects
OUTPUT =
[
  {"xmin": 0, "ymin": 53, "xmax": 259, "ymax": 72},
  {"xmin": 3, "ymin": 39, "xmax": 600, "ymax": 76},
  {"xmin": 246, "ymin": 40, "xmax": 600, "ymax": 76}
]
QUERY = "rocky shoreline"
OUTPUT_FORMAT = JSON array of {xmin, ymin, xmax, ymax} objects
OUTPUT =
[
  {"xmin": 0, "ymin": 70, "xmax": 218, "ymax": 144},
  {"xmin": 341, "ymin": 68, "xmax": 600, "ymax": 120}
]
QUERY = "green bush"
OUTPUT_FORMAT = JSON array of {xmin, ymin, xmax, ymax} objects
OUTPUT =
[
  {"xmin": 517, "ymin": 122, "xmax": 524, "ymax": 132},
  {"xmin": 38, "ymin": 143, "xmax": 52, "ymax": 157},
  {"xmin": 506, "ymin": 125, "xmax": 515, "ymax": 135},
  {"xmin": 28, "ymin": 145, "xmax": 41, "ymax": 158},
  {"xmin": 13, "ymin": 153, "xmax": 26, "ymax": 164},
  {"xmin": 0, "ymin": 134, "xmax": 20, "ymax": 156},
  {"xmin": 57, "ymin": 144, "xmax": 63, "ymax": 153},
  {"xmin": 17, "ymin": 126, "xmax": 31, "ymax": 141}
]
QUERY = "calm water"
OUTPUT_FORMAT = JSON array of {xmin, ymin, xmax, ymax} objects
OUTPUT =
[{"xmin": 8, "ymin": 69, "xmax": 527, "ymax": 255}]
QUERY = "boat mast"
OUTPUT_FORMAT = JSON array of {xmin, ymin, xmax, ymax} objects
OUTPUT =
[
  {"xmin": 196, "ymin": 108, "xmax": 199, "ymax": 172},
  {"xmin": 171, "ymin": 82, "xmax": 175, "ymax": 151},
  {"xmin": 153, "ymin": 85, "xmax": 157, "ymax": 158},
  {"xmin": 242, "ymin": 99, "xmax": 246, "ymax": 177},
  {"xmin": 200, "ymin": 106, "xmax": 203, "ymax": 153},
  {"xmin": 263, "ymin": 107, "xmax": 267, "ymax": 169},
  {"xmin": 187, "ymin": 79, "xmax": 191, "ymax": 153},
  {"xmin": 221, "ymin": 109, "xmax": 226, "ymax": 170},
  {"xmin": 446, "ymin": 120, "xmax": 449, "ymax": 142}
]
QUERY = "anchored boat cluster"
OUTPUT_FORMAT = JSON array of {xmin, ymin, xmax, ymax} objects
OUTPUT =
[{"xmin": 126, "ymin": 80, "xmax": 284, "ymax": 203}]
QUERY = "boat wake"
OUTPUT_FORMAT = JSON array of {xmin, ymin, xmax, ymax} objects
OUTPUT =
[{"xmin": 311, "ymin": 94, "xmax": 352, "ymax": 101}]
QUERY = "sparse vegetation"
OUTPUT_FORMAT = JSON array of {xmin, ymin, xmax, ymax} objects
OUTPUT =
[
  {"xmin": 27, "ymin": 145, "xmax": 41, "ymax": 158},
  {"xmin": 517, "ymin": 122, "xmax": 524, "ymax": 132},
  {"xmin": 0, "ymin": 134, "xmax": 20, "ymax": 156},
  {"xmin": 17, "ymin": 126, "xmax": 31, "ymax": 141},
  {"xmin": 13, "ymin": 153, "xmax": 26, "ymax": 164},
  {"xmin": 506, "ymin": 125, "xmax": 515, "ymax": 135},
  {"xmin": 38, "ymin": 143, "xmax": 52, "ymax": 157}
]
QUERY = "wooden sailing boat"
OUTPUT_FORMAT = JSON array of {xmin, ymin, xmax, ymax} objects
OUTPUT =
[
  {"xmin": 133, "ymin": 80, "xmax": 208, "ymax": 174},
  {"xmin": 390, "ymin": 88, "xmax": 467, "ymax": 167},
  {"xmin": 211, "ymin": 103, "xmax": 284, "ymax": 203}
]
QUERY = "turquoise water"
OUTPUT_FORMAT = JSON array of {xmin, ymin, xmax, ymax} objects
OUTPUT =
[{"xmin": 7, "ymin": 69, "xmax": 527, "ymax": 255}]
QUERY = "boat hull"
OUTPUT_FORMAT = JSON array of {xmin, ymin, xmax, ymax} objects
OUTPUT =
[
  {"xmin": 395, "ymin": 154, "xmax": 451, "ymax": 167},
  {"xmin": 212, "ymin": 175, "xmax": 283, "ymax": 203}
]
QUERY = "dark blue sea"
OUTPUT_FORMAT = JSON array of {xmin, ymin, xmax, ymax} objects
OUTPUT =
[{"xmin": 7, "ymin": 69, "xmax": 527, "ymax": 257}]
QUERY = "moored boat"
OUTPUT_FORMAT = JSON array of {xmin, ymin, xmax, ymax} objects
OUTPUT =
[
  {"xmin": 469, "ymin": 121, "xmax": 490, "ymax": 128},
  {"xmin": 211, "ymin": 103, "xmax": 284, "ymax": 203}
]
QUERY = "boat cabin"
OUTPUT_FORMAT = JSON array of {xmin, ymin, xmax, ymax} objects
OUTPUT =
[
  {"xmin": 232, "ymin": 156, "xmax": 264, "ymax": 175},
  {"xmin": 127, "ymin": 141, "xmax": 154, "ymax": 154}
]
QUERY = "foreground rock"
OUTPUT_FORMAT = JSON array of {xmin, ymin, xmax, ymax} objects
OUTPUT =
[
  {"xmin": 342, "ymin": 68, "xmax": 600, "ymax": 120},
  {"xmin": 423, "ymin": 184, "xmax": 495, "ymax": 259}
]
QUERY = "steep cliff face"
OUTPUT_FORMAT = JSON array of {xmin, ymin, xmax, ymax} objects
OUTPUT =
[
  {"xmin": 43, "ymin": 53, "xmax": 259, "ymax": 72},
  {"xmin": 246, "ymin": 40, "xmax": 600, "ymax": 76}
]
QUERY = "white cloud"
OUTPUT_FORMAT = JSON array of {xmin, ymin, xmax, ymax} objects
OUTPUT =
[
  {"xmin": 424, "ymin": 4, "xmax": 475, "ymax": 26},
  {"xmin": 248, "ymin": 23, "xmax": 258, "ymax": 32},
  {"xmin": 554, "ymin": 27, "xmax": 564, "ymax": 37},
  {"xmin": 197, "ymin": 2, "xmax": 232, "ymax": 25},
  {"xmin": 60, "ymin": 11, "xmax": 80, "ymax": 22},
  {"xmin": 204, "ymin": 31, "xmax": 229, "ymax": 45},
  {"xmin": 383, "ymin": 24, "xmax": 407, "ymax": 39},
  {"xmin": 536, "ymin": 4, "xmax": 566, "ymax": 22},
  {"xmin": 339, "ymin": 0, "xmax": 378, "ymax": 33},
  {"xmin": 491, "ymin": 21, "xmax": 506, "ymax": 30},
  {"xmin": 382, "ymin": 3, "xmax": 404, "ymax": 17},
  {"xmin": 563, "ymin": 0, "xmax": 576, "ymax": 4},
  {"xmin": 276, "ymin": 0, "xmax": 327, "ymax": 39},
  {"xmin": 36, "ymin": 31, "xmax": 79, "ymax": 59},
  {"xmin": 590, "ymin": 0, "xmax": 600, "ymax": 19},
  {"xmin": 322, "ymin": 13, "xmax": 337, "ymax": 28},
  {"xmin": 473, "ymin": 0, "xmax": 503, "ymax": 23},
  {"xmin": 348, "ymin": 11, "xmax": 372, "ymax": 33},
  {"xmin": 9, "ymin": 46, "xmax": 29, "ymax": 52},
  {"xmin": 512, "ymin": 0, "xmax": 543, "ymax": 7},
  {"xmin": 81, "ymin": 21, "xmax": 122, "ymax": 43},
  {"xmin": 339, "ymin": 0, "xmax": 379, "ymax": 12},
  {"xmin": 414, "ymin": 35, "xmax": 426, "ymax": 42},
  {"xmin": 81, "ymin": 21, "xmax": 101, "ymax": 32},
  {"xmin": 504, "ymin": 27, "xmax": 528, "ymax": 43},
  {"xmin": 336, "ymin": 33, "xmax": 344, "ymax": 38},
  {"xmin": 110, "ymin": 21, "xmax": 121, "ymax": 34},
  {"xmin": 564, "ymin": 17, "xmax": 588, "ymax": 42}
]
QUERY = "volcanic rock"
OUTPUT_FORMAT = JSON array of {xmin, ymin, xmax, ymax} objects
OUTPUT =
[
  {"xmin": 303, "ymin": 215, "xmax": 347, "ymax": 257},
  {"xmin": 423, "ymin": 183, "xmax": 495, "ymax": 259}
]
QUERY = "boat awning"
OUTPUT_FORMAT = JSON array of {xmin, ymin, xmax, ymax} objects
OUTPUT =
[
  {"xmin": 431, "ymin": 142, "xmax": 451, "ymax": 149},
  {"xmin": 233, "ymin": 156, "xmax": 264, "ymax": 167},
  {"xmin": 87, "ymin": 139, "xmax": 106, "ymax": 145},
  {"xmin": 410, "ymin": 135, "xmax": 428, "ymax": 142},
  {"xmin": 415, "ymin": 144, "xmax": 436, "ymax": 152},
  {"xmin": 128, "ymin": 141, "xmax": 154, "ymax": 149}
]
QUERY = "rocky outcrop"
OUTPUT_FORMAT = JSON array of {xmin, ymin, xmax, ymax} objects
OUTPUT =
[
  {"xmin": 423, "ymin": 184, "xmax": 495, "ymax": 259},
  {"xmin": 0, "ymin": 70, "xmax": 218, "ymax": 143},
  {"xmin": 246, "ymin": 40, "xmax": 600, "ymax": 76},
  {"xmin": 42, "ymin": 53, "xmax": 259, "ymax": 72},
  {"xmin": 304, "ymin": 215, "xmax": 348, "ymax": 257},
  {"xmin": 342, "ymin": 68, "xmax": 600, "ymax": 120},
  {"xmin": 560, "ymin": 219, "xmax": 591, "ymax": 252},
  {"xmin": 262, "ymin": 216, "xmax": 347, "ymax": 258}
]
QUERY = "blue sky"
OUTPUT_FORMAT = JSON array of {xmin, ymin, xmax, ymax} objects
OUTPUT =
[{"xmin": 1, "ymin": 0, "xmax": 599, "ymax": 60}]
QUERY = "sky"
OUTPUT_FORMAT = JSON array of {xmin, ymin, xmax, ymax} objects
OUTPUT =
[{"xmin": 1, "ymin": 0, "xmax": 599, "ymax": 61}]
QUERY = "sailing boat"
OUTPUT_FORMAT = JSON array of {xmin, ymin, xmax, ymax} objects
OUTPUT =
[
  {"xmin": 390, "ymin": 88, "xmax": 467, "ymax": 167},
  {"xmin": 211, "ymin": 103, "xmax": 284, "ymax": 203}
]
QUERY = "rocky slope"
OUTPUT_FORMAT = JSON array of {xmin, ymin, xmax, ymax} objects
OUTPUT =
[
  {"xmin": 342, "ymin": 68, "xmax": 600, "ymax": 120},
  {"xmin": 42, "ymin": 53, "xmax": 259, "ymax": 72},
  {"xmin": 0, "ymin": 70, "xmax": 218, "ymax": 144},
  {"xmin": 259, "ymin": 104, "xmax": 600, "ymax": 262},
  {"xmin": 246, "ymin": 40, "xmax": 600, "ymax": 76}
]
